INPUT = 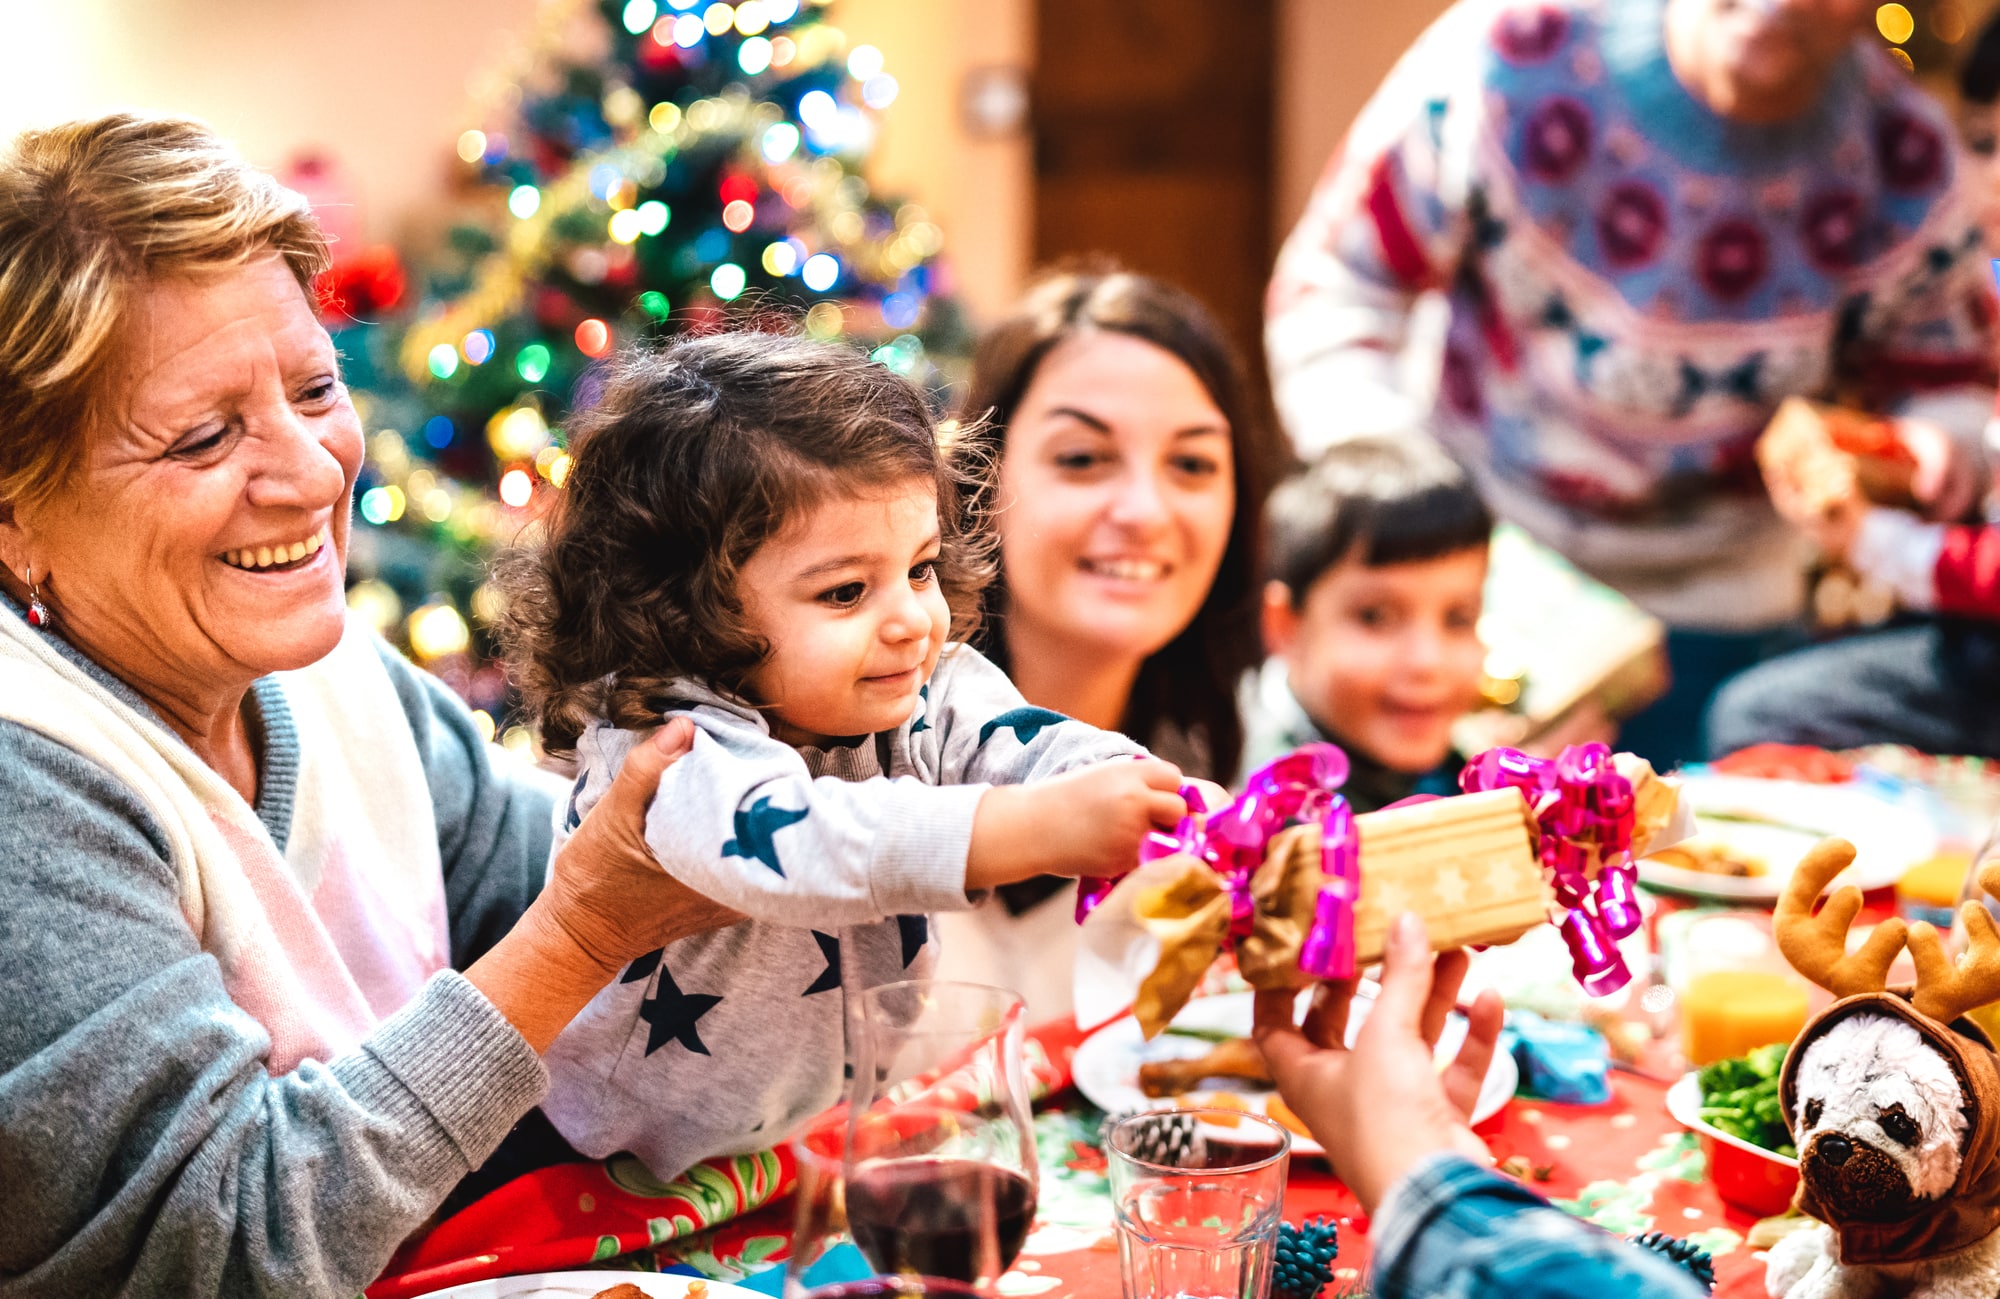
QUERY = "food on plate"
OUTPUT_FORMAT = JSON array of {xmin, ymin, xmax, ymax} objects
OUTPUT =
[
  {"xmin": 1695, "ymin": 1042, "xmax": 1796, "ymax": 1158},
  {"xmin": 1757, "ymin": 398, "xmax": 1918, "ymax": 515},
  {"xmin": 1138, "ymin": 1035, "xmax": 1272, "ymax": 1097},
  {"xmin": 1646, "ymin": 841, "xmax": 1769, "ymax": 878},
  {"xmin": 1709, "ymin": 744, "xmax": 1855, "ymax": 784},
  {"xmin": 590, "ymin": 1286, "xmax": 651, "ymax": 1299},
  {"xmin": 1176, "ymin": 1091, "xmax": 1251, "ymax": 1126}
]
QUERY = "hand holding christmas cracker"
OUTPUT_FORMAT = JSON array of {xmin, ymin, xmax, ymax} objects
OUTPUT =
[{"xmin": 1075, "ymin": 741, "xmax": 1691, "ymax": 1037}]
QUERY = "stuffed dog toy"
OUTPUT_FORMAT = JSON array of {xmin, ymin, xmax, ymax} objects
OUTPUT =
[{"xmin": 1766, "ymin": 841, "xmax": 2000, "ymax": 1299}]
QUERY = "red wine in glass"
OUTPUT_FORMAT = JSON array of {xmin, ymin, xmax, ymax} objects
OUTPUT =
[{"xmin": 844, "ymin": 1157, "xmax": 1038, "ymax": 1284}]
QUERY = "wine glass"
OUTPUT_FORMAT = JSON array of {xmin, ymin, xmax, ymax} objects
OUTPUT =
[
  {"xmin": 840, "ymin": 980, "xmax": 1040, "ymax": 1292},
  {"xmin": 785, "ymin": 1125, "xmax": 987, "ymax": 1299}
]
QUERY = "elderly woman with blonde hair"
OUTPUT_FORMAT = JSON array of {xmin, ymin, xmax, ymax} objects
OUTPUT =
[{"xmin": 0, "ymin": 114, "xmax": 738, "ymax": 1296}]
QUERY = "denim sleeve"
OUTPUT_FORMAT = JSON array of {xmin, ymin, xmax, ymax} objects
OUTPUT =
[{"xmin": 1369, "ymin": 1154, "xmax": 1708, "ymax": 1299}]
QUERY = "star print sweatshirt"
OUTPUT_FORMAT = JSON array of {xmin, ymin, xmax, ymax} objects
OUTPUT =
[
  {"xmin": 540, "ymin": 643, "xmax": 1144, "ymax": 1178},
  {"xmin": 1266, "ymin": 0, "xmax": 1997, "ymax": 629}
]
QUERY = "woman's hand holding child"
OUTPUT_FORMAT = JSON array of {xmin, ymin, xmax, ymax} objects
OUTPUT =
[{"xmin": 966, "ymin": 757, "xmax": 1188, "ymax": 890}]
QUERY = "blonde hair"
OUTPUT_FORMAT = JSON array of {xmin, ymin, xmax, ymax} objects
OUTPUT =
[{"xmin": 0, "ymin": 113, "xmax": 330, "ymax": 507}]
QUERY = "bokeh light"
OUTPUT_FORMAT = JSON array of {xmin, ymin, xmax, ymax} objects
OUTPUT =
[
  {"xmin": 649, "ymin": 101, "xmax": 683, "ymax": 133},
  {"xmin": 766, "ymin": 0, "xmax": 798, "ymax": 19},
  {"xmin": 762, "ymin": 240, "xmax": 799, "ymax": 275},
  {"xmin": 734, "ymin": 0, "xmax": 770, "ymax": 34},
  {"xmin": 462, "ymin": 328, "xmax": 496, "ymax": 365},
  {"xmin": 801, "ymin": 252, "xmax": 839, "ymax": 291},
  {"xmin": 761, "ymin": 122, "xmax": 800, "ymax": 163},
  {"xmin": 456, "ymin": 130, "xmax": 487, "ymax": 164},
  {"xmin": 803, "ymin": 300, "xmax": 844, "ymax": 339},
  {"xmin": 739, "ymin": 35, "xmax": 773, "ymax": 75},
  {"xmin": 423, "ymin": 415, "xmax": 455, "ymax": 449},
  {"xmin": 863, "ymin": 75, "xmax": 899, "ymax": 110},
  {"xmin": 508, "ymin": 184, "xmax": 541, "ymax": 219},
  {"xmin": 710, "ymin": 262, "xmax": 748, "ymax": 299},
  {"xmin": 499, "ymin": 468, "xmax": 535, "ymax": 508},
  {"xmin": 798, "ymin": 90, "xmax": 838, "ymax": 133},
  {"xmin": 722, "ymin": 199, "xmax": 755, "ymax": 232},
  {"xmin": 427, "ymin": 344, "xmax": 460, "ymax": 379},
  {"xmin": 516, "ymin": 342, "xmax": 552, "ymax": 383},
  {"xmin": 673, "ymin": 14, "xmax": 704, "ymax": 47},
  {"xmin": 608, "ymin": 208, "xmax": 646, "ymax": 243},
  {"xmin": 575, "ymin": 318, "xmax": 613, "ymax": 356},
  {"xmin": 704, "ymin": 3, "xmax": 735, "ymax": 36},
  {"xmin": 638, "ymin": 289, "xmax": 672, "ymax": 319},
  {"xmin": 637, "ymin": 200, "xmax": 671, "ymax": 234},
  {"xmin": 847, "ymin": 45, "xmax": 885, "ymax": 80},
  {"xmin": 408, "ymin": 603, "xmax": 471, "ymax": 660},
  {"xmin": 1877, "ymin": 3, "xmax": 1914, "ymax": 42},
  {"xmin": 491, "ymin": 405, "xmax": 551, "ymax": 459},
  {"xmin": 623, "ymin": 0, "xmax": 659, "ymax": 33}
]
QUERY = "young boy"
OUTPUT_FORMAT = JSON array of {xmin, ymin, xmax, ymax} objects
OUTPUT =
[{"xmin": 1241, "ymin": 437, "xmax": 1494, "ymax": 810}]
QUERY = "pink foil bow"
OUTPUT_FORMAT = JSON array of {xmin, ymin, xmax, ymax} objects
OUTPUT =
[
  {"xmin": 1074, "ymin": 743, "xmax": 1367, "ymax": 980},
  {"xmin": 1460, "ymin": 741, "xmax": 1640, "ymax": 996}
]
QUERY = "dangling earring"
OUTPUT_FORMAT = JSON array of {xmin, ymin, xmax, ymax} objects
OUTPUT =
[{"xmin": 24, "ymin": 568, "xmax": 50, "ymax": 628}]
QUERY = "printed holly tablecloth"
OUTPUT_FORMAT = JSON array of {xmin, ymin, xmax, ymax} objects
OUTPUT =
[{"xmin": 1011, "ymin": 1071, "xmax": 1765, "ymax": 1299}]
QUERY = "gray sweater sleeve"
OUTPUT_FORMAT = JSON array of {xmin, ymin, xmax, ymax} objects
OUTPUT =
[
  {"xmin": 0, "ymin": 721, "xmax": 549, "ymax": 1299},
  {"xmin": 371, "ymin": 641, "xmax": 562, "ymax": 967}
]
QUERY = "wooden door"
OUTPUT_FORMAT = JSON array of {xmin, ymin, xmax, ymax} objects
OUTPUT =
[{"xmin": 1031, "ymin": 0, "xmax": 1276, "ymax": 385}]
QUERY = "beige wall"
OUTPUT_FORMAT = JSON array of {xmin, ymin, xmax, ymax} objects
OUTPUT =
[
  {"xmin": 1274, "ymin": 0, "xmax": 1454, "ymax": 237},
  {"xmin": 0, "ymin": 0, "xmax": 544, "ymax": 245}
]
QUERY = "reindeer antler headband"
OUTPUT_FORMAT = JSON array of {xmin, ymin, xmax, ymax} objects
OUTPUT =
[{"xmin": 1776, "ymin": 838, "xmax": 2000, "ymax": 1023}]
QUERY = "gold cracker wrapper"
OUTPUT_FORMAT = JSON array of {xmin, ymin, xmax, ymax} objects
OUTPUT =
[{"xmin": 1080, "ymin": 768, "xmax": 1689, "ymax": 1039}]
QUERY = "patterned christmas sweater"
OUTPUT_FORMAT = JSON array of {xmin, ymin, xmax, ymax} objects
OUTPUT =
[
  {"xmin": 541, "ymin": 643, "xmax": 1142, "ymax": 1178},
  {"xmin": 1267, "ymin": 0, "xmax": 1997, "ymax": 628}
]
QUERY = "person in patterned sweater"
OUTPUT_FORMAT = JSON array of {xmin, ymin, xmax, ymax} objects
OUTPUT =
[{"xmin": 1267, "ymin": 0, "xmax": 1998, "ymax": 763}]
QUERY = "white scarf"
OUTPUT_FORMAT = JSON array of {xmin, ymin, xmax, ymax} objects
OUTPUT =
[{"xmin": 0, "ymin": 608, "xmax": 450, "ymax": 1073}]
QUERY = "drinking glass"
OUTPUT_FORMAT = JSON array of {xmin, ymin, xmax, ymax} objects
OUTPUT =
[
  {"xmin": 1106, "ymin": 1109, "xmax": 1290, "ymax": 1299},
  {"xmin": 842, "ymin": 980, "xmax": 1039, "ymax": 1291},
  {"xmin": 785, "ymin": 1125, "xmax": 985, "ymax": 1299}
]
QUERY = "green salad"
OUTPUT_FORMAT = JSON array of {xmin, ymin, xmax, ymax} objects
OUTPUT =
[{"xmin": 1695, "ymin": 1042, "xmax": 1796, "ymax": 1158}]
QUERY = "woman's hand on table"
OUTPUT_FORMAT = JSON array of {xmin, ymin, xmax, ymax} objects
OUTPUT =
[
  {"xmin": 469, "ymin": 718, "xmax": 743, "ymax": 1051},
  {"xmin": 1252, "ymin": 911, "xmax": 1505, "ymax": 1216}
]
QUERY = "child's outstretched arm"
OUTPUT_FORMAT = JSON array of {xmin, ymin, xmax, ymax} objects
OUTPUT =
[{"xmin": 967, "ymin": 759, "xmax": 1188, "ymax": 890}]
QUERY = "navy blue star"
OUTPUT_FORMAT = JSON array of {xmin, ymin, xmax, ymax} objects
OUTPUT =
[
  {"xmin": 804, "ymin": 931, "xmax": 842, "ymax": 995},
  {"xmin": 978, "ymin": 707, "xmax": 1068, "ymax": 749},
  {"xmin": 897, "ymin": 914, "xmax": 929, "ymax": 968},
  {"xmin": 639, "ymin": 964, "xmax": 722, "ymax": 1056},
  {"xmin": 721, "ymin": 796, "xmax": 809, "ymax": 876},
  {"xmin": 563, "ymin": 771, "xmax": 588, "ymax": 831},
  {"xmin": 622, "ymin": 948, "xmax": 663, "ymax": 985},
  {"xmin": 909, "ymin": 684, "xmax": 931, "ymax": 735}
]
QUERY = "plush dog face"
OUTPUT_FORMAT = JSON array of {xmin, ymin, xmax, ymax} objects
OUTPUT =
[{"xmin": 1790, "ymin": 1012, "xmax": 1970, "ymax": 1222}]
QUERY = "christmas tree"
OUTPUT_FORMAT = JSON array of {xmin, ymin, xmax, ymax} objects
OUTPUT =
[{"xmin": 330, "ymin": 0, "xmax": 968, "ymax": 747}]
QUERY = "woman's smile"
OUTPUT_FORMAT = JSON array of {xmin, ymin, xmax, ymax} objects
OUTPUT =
[{"xmin": 219, "ymin": 526, "xmax": 330, "ymax": 573}]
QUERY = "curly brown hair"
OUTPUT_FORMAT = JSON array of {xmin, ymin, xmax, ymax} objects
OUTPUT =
[{"xmin": 499, "ymin": 330, "xmax": 994, "ymax": 754}]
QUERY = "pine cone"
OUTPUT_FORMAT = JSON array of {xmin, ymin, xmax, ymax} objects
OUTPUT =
[
  {"xmin": 1630, "ymin": 1230, "xmax": 1715, "ymax": 1292},
  {"xmin": 1104, "ymin": 1109, "xmax": 1206, "ymax": 1168},
  {"xmin": 1272, "ymin": 1216, "xmax": 1340, "ymax": 1299}
]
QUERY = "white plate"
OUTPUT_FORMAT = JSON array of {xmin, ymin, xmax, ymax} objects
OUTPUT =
[
  {"xmin": 1072, "ymin": 990, "xmax": 1518, "ymax": 1156},
  {"xmin": 1637, "ymin": 773, "xmax": 1936, "ymax": 904},
  {"xmin": 412, "ymin": 1272, "xmax": 763, "ymax": 1299},
  {"xmin": 1665, "ymin": 1072, "xmax": 1799, "ymax": 1169}
]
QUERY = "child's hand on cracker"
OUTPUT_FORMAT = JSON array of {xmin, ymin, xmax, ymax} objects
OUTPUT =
[{"xmin": 965, "ymin": 758, "xmax": 1187, "ymax": 889}]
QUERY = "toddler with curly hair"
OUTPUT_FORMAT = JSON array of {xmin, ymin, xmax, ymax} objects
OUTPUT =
[{"xmin": 499, "ymin": 330, "xmax": 1190, "ymax": 1177}]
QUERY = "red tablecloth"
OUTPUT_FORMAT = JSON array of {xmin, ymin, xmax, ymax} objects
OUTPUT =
[{"xmin": 1013, "ymin": 1072, "xmax": 1765, "ymax": 1299}]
